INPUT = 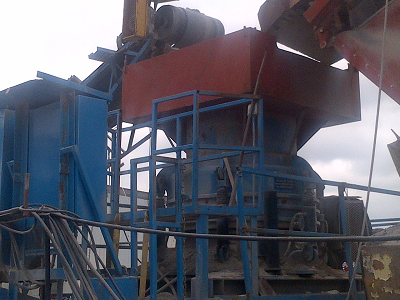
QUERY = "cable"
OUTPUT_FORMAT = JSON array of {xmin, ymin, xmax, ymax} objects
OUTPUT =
[
  {"xmin": 0, "ymin": 220, "xmax": 36, "ymax": 235},
  {"xmin": 0, "ymin": 207, "xmax": 21, "ymax": 216},
  {"xmin": 51, "ymin": 215, "xmax": 120, "ymax": 300},
  {"xmin": 0, "ymin": 223, "xmax": 42, "ymax": 292},
  {"xmin": 49, "ymin": 216, "xmax": 87, "ymax": 295},
  {"xmin": 48, "ymin": 216, "xmax": 97, "ymax": 300},
  {"xmin": 124, "ymin": 230, "xmax": 177, "ymax": 297},
  {"xmin": 8, "ymin": 232, "xmax": 44, "ymax": 287},
  {"xmin": 23, "ymin": 208, "xmax": 400, "ymax": 243},
  {"xmin": 3, "ymin": 204, "xmax": 400, "ymax": 299},
  {"xmin": 73, "ymin": 224, "xmax": 101, "ymax": 272},
  {"xmin": 72, "ymin": 223, "xmax": 126, "ymax": 300},
  {"xmin": 280, "ymin": 212, "xmax": 305, "ymax": 262},
  {"xmin": 346, "ymin": 1, "xmax": 390, "ymax": 299},
  {"xmin": 0, "ymin": 206, "xmax": 123, "ymax": 299},
  {"xmin": 56, "ymin": 217, "xmax": 122, "ymax": 300},
  {"xmin": 30, "ymin": 212, "xmax": 85, "ymax": 300}
]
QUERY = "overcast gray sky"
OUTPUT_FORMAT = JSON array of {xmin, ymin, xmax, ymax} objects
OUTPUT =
[{"xmin": 1, "ymin": 0, "xmax": 399, "ymax": 219}]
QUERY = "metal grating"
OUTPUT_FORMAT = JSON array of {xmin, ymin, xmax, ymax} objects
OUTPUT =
[
  {"xmin": 122, "ymin": 0, "xmax": 137, "ymax": 39},
  {"xmin": 346, "ymin": 198, "xmax": 370, "ymax": 261}
]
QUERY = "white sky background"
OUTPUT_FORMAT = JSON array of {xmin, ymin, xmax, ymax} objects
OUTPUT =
[{"xmin": 1, "ymin": 0, "xmax": 400, "ymax": 220}]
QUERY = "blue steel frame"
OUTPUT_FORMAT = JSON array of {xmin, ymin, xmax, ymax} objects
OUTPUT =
[
  {"xmin": 123, "ymin": 90, "xmax": 400, "ymax": 299},
  {"xmin": 37, "ymin": 39, "xmax": 153, "ymax": 105},
  {"xmin": 4, "ymin": 85, "xmax": 400, "ymax": 298},
  {"xmin": 8, "ymin": 104, "xmax": 29, "ymax": 299},
  {"xmin": 107, "ymin": 110, "xmax": 122, "ymax": 216},
  {"xmin": 371, "ymin": 217, "xmax": 400, "ymax": 227},
  {"xmin": 31, "ymin": 40, "xmax": 154, "ymax": 279},
  {"xmin": 83, "ymin": 39, "xmax": 153, "ymax": 96},
  {"xmin": 4, "ymin": 93, "xmax": 126, "ymax": 299},
  {"xmin": 35, "ymin": 39, "xmax": 154, "ymax": 223},
  {"xmin": 101, "ymin": 38, "xmax": 153, "ymax": 222},
  {"xmin": 238, "ymin": 167, "xmax": 400, "ymax": 299},
  {"xmin": 128, "ymin": 91, "xmax": 264, "ymax": 299},
  {"xmin": 59, "ymin": 95, "xmax": 123, "ymax": 276}
]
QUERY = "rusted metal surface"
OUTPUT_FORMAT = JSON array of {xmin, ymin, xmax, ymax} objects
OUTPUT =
[
  {"xmin": 304, "ymin": 0, "xmax": 346, "ymax": 48},
  {"xmin": 260, "ymin": 0, "xmax": 343, "ymax": 64},
  {"xmin": 334, "ymin": 0, "xmax": 400, "ymax": 105},
  {"xmin": 362, "ymin": 244, "xmax": 400, "ymax": 299},
  {"xmin": 122, "ymin": 28, "xmax": 360, "ymax": 125},
  {"xmin": 304, "ymin": 0, "xmax": 344, "ymax": 23}
]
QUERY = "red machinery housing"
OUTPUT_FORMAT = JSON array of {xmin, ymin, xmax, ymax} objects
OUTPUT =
[{"xmin": 122, "ymin": 28, "xmax": 360, "ymax": 137}]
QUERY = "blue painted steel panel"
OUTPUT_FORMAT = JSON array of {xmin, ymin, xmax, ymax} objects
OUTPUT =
[
  {"xmin": 0, "ymin": 288, "xmax": 8, "ymax": 297},
  {"xmin": 248, "ymin": 293, "xmax": 366, "ymax": 299},
  {"xmin": 74, "ymin": 95, "xmax": 108, "ymax": 220},
  {"xmin": 195, "ymin": 214, "xmax": 209, "ymax": 299},
  {"xmin": 0, "ymin": 110, "xmax": 15, "ymax": 210},
  {"xmin": 13, "ymin": 105, "xmax": 29, "ymax": 208},
  {"xmin": 90, "ymin": 276, "xmax": 138, "ymax": 300},
  {"xmin": 0, "ymin": 110, "xmax": 15, "ymax": 269},
  {"xmin": 28, "ymin": 102, "xmax": 60, "ymax": 207},
  {"xmin": 24, "ymin": 96, "xmax": 107, "ymax": 220}
]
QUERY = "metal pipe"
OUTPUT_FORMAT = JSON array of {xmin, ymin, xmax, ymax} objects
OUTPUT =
[
  {"xmin": 175, "ymin": 117, "xmax": 184, "ymax": 299},
  {"xmin": 149, "ymin": 100, "xmax": 158, "ymax": 300}
]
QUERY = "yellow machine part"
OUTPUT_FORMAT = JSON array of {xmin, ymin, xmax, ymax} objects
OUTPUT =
[
  {"xmin": 122, "ymin": 0, "xmax": 177, "ymax": 42},
  {"xmin": 135, "ymin": 0, "xmax": 149, "ymax": 38}
]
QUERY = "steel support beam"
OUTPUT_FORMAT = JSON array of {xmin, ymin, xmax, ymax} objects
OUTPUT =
[
  {"xmin": 195, "ymin": 214, "xmax": 209, "ymax": 299},
  {"xmin": 37, "ymin": 71, "xmax": 112, "ymax": 101},
  {"xmin": 61, "ymin": 145, "xmax": 123, "ymax": 275}
]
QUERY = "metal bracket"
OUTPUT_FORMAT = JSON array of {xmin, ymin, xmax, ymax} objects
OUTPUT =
[{"xmin": 37, "ymin": 72, "xmax": 113, "ymax": 101}]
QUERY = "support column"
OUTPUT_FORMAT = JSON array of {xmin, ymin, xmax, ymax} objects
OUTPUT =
[
  {"xmin": 338, "ymin": 184, "xmax": 356, "ymax": 298},
  {"xmin": 195, "ymin": 214, "xmax": 209, "ymax": 299}
]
